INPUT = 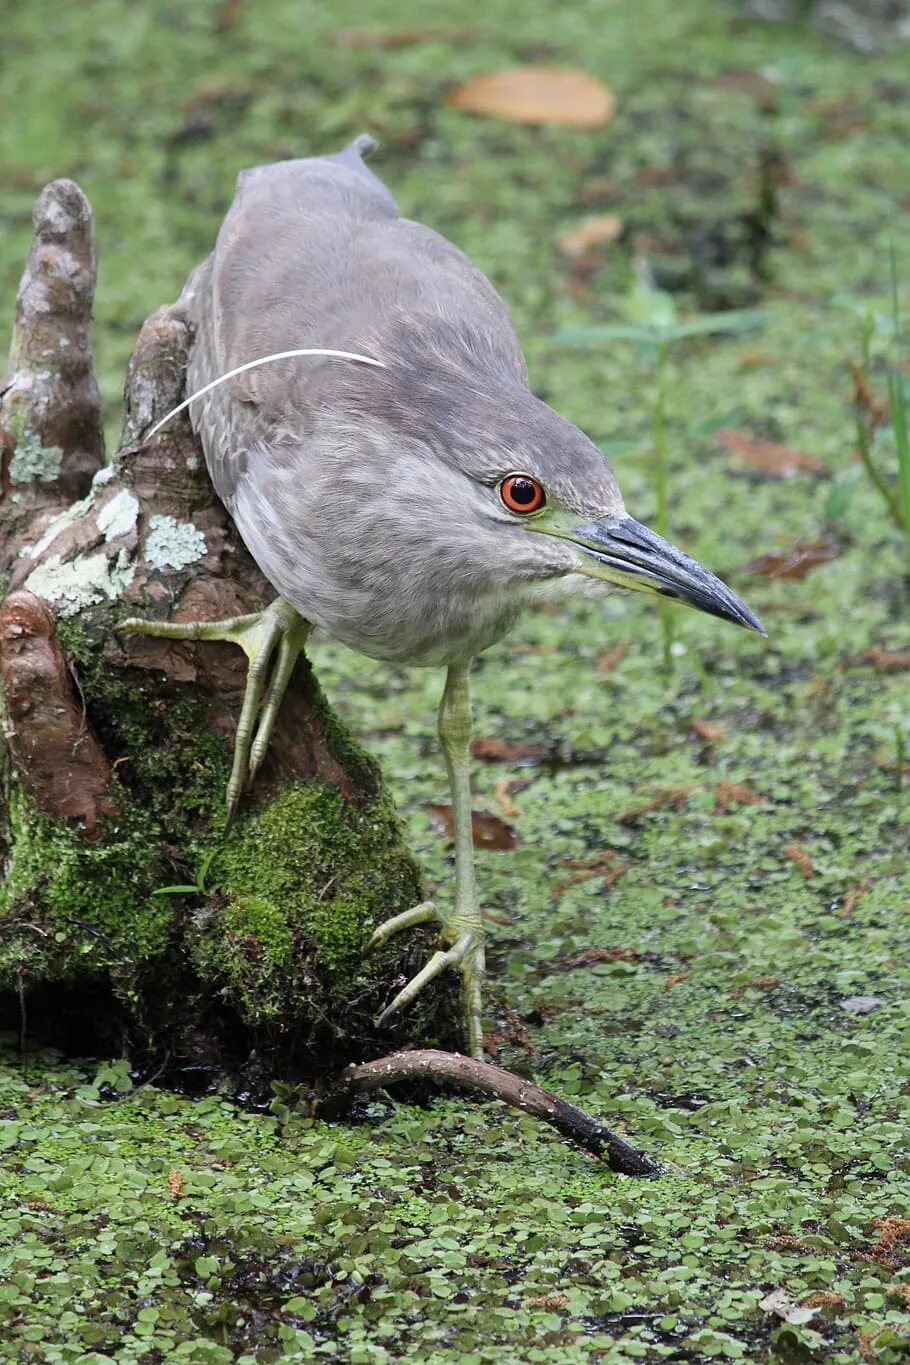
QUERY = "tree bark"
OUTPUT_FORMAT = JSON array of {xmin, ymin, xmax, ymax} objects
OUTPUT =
[{"xmin": 0, "ymin": 180, "xmax": 459, "ymax": 1086}]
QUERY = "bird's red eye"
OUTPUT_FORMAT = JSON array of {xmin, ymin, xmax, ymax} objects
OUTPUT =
[{"xmin": 500, "ymin": 474, "xmax": 545, "ymax": 514}]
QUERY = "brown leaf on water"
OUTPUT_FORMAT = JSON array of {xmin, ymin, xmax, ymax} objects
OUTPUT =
[
  {"xmin": 552, "ymin": 849, "xmax": 626, "ymax": 899},
  {"xmin": 663, "ymin": 971, "xmax": 690, "ymax": 993},
  {"xmin": 471, "ymin": 737, "xmax": 546, "ymax": 763},
  {"xmin": 691, "ymin": 718, "xmax": 726, "ymax": 742},
  {"xmin": 803, "ymin": 1292, "xmax": 846, "ymax": 1312},
  {"xmin": 595, "ymin": 642, "xmax": 628, "ymax": 675},
  {"xmin": 449, "ymin": 67, "xmax": 615, "ymax": 128},
  {"xmin": 875, "ymin": 1217, "xmax": 910, "ymax": 1251},
  {"xmin": 167, "ymin": 1169, "xmax": 183, "ymax": 1201},
  {"xmin": 736, "ymin": 349, "xmax": 774, "ymax": 371},
  {"xmin": 839, "ymin": 883, "xmax": 867, "ymax": 918},
  {"xmin": 858, "ymin": 647, "xmax": 910, "ymax": 672},
  {"xmin": 714, "ymin": 428, "xmax": 828, "ymax": 477},
  {"xmin": 558, "ymin": 944, "xmax": 640, "ymax": 970},
  {"xmin": 483, "ymin": 1004, "xmax": 534, "ymax": 1060},
  {"xmin": 714, "ymin": 780, "xmax": 768, "ymax": 813},
  {"xmin": 785, "ymin": 842, "xmax": 813, "ymax": 879},
  {"xmin": 730, "ymin": 975, "xmax": 781, "ymax": 996},
  {"xmin": 426, "ymin": 803, "xmax": 517, "ymax": 850},
  {"xmin": 617, "ymin": 785, "xmax": 695, "ymax": 824},
  {"xmin": 557, "ymin": 214, "xmax": 624, "ymax": 257},
  {"xmin": 744, "ymin": 538, "xmax": 841, "ymax": 580}
]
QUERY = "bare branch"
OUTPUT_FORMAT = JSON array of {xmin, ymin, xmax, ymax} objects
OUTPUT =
[{"xmin": 319, "ymin": 1048, "xmax": 659, "ymax": 1177}]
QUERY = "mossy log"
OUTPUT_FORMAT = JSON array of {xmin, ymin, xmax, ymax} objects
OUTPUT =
[{"xmin": 0, "ymin": 180, "xmax": 460, "ymax": 1084}]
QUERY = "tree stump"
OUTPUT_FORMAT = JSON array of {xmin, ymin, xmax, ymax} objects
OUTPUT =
[{"xmin": 0, "ymin": 180, "xmax": 460, "ymax": 1088}]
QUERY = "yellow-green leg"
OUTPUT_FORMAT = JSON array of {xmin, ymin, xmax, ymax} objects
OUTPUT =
[
  {"xmin": 118, "ymin": 598, "xmax": 310, "ymax": 828},
  {"xmin": 368, "ymin": 662, "xmax": 485, "ymax": 1059}
]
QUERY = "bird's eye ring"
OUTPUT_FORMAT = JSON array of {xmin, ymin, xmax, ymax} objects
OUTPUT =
[{"xmin": 500, "ymin": 474, "xmax": 546, "ymax": 515}]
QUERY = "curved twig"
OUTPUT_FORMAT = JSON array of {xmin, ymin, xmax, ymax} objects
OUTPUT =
[{"xmin": 318, "ymin": 1048, "xmax": 659, "ymax": 1177}]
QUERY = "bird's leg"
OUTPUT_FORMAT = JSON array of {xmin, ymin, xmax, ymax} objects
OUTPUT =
[
  {"xmin": 369, "ymin": 662, "xmax": 486, "ymax": 1059},
  {"xmin": 118, "ymin": 598, "xmax": 310, "ymax": 828}
]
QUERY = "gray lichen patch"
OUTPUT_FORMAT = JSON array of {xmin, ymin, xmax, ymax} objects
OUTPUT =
[
  {"xmin": 9, "ymin": 431, "xmax": 63, "ymax": 484},
  {"xmin": 24, "ymin": 547, "xmax": 135, "ymax": 616},
  {"xmin": 144, "ymin": 514, "xmax": 207, "ymax": 570},
  {"xmin": 20, "ymin": 492, "xmax": 95, "ymax": 559},
  {"xmin": 96, "ymin": 489, "xmax": 139, "ymax": 542}
]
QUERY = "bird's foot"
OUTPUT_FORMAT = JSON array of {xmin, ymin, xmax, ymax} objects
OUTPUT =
[
  {"xmin": 367, "ymin": 902, "xmax": 486, "ymax": 1060},
  {"xmin": 118, "ymin": 597, "xmax": 310, "ymax": 828}
]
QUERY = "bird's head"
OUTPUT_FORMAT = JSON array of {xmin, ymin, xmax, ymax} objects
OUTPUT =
[{"xmin": 428, "ymin": 386, "xmax": 765, "ymax": 637}]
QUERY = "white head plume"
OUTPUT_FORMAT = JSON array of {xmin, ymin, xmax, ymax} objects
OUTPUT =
[{"xmin": 143, "ymin": 347, "xmax": 386, "ymax": 442}]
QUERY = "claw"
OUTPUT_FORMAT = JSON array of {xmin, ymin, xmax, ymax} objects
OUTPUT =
[
  {"xmin": 375, "ymin": 931, "xmax": 474, "ymax": 1028},
  {"xmin": 117, "ymin": 598, "xmax": 309, "ymax": 827},
  {"xmin": 369, "ymin": 904, "xmax": 486, "ymax": 1059},
  {"xmin": 366, "ymin": 901, "xmax": 439, "ymax": 953}
]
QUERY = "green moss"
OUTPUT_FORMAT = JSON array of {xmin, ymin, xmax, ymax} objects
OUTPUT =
[
  {"xmin": 0, "ymin": 785, "xmax": 172, "ymax": 989},
  {"xmin": 55, "ymin": 617, "xmax": 230, "ymax": 840},
  {"xmin": 192, "ymin": 784, "xmax": 423, "ymax": 1027},
  {"xmin": 4, "ymin": 619, "xmax": 448, "ymax": 1054}
]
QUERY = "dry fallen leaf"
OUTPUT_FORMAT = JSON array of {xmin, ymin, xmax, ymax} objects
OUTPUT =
[
  {"xmin": 426, "ymin": 803, "xmax": 517, "ymax": 850},
  {"xmin": 558, "ymin": 945, "xmax": 640, "ymax": 970},
  {"xmin": 449, "ymin": 66, "xmax": 615, "ymax": 128},
  {"xmin": 595, "ymin": 642, "xmax": 628, "ymax": 675},
  {"xmin": 556, "ymin": 214, "xmax": 624, "ymax": 257},
  {"xmin": 483, "ymin": 1004, "xmax": 533, "ymax": 1061},
  {"xmin": 875, "ymin": 1218, "xmax": 910, "ymax": 1251},
  {"xmin": 736, "ymin": 349, "xmax": 775, "ymax": 371},
  {"xmin": 662, "ymin": 971, "xmax": 690, "ymax": 993},
  {"xmin": 714, "ymin": 780, "xmax": 768, "ymax": 813},
  {"xmin": 744, "ymin": 538, "xmax": 841, "ymax": 581},
  {"xmin": 691, "ymin": 718, "xmax": 726, "ymax": 742},
  {"xmin": 471, "ymin": 736, "xmax": 546, "ymax": 763},
  {"xmin": 839, "ymin": 883, "xmax": 867, "ymax": 918},
  {"xmin": 858, "ymin": 647, "xmax": 910, "ymax": 672},
  {"xmin": 617, "ymin": 785, "xmax": 695, "ymax": 824},
  {"xmin": 714, "ymin": 428, "xmax": 828, "ymax": 477},
  {"xmin": 167, "ymin": 1169, "xmax": 183, "ymax": 1200},
  {"xmin": 552, "ymin": 850, "xmax": 627, "ymax": 900},
  {"xmin": 803, "ymin": 1292, "xmax": 847, "ymax": 1312},
  {"xmin": 785, "ymin": 842, "xmax": 813, "ymax": 879}
]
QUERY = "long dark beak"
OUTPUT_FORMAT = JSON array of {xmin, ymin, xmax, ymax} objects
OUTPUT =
[{"xmin": 573, "ymin": 514, "xmax": 766, "ymax": 635}]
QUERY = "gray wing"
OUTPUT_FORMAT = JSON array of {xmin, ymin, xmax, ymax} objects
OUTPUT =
[{"xmin": 183, "ymin": 137, "xmax": 527, "ymax": 507}]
